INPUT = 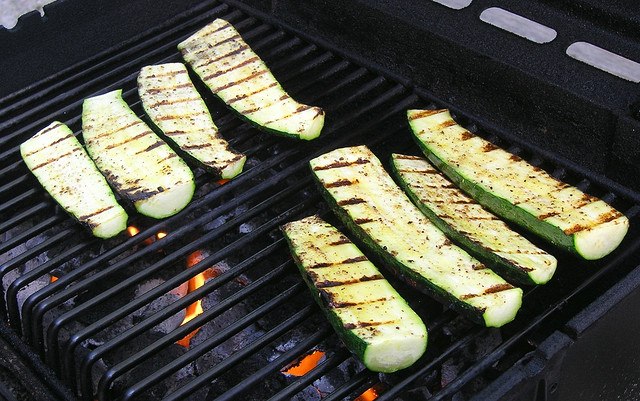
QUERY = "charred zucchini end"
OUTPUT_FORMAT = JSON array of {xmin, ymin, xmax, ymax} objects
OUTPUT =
[
  {"xmin": 467, "ymin": 287, "xmax": 523, "ymax": 328},
  {"xmin": 573, "ymin": 215, "xmax": 630, "ymax": 260}
]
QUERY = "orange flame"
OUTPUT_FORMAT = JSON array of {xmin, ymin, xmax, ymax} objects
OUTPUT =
[
  {"xmin": 355, "ymin": 383, "xmax": 384, "ymax": 401},
  {"xmin": 282, "ymin": 350, "xmax": 326, "ymax": 376},
  {"xmin": 50, "ymin": 275, "xmax": 58, "ymax": 283},
  {"xmin": 176, "ymin": 250, "xmax": 210, "ymax": 348}
]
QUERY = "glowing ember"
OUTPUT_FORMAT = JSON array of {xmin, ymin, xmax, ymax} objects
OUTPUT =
[
  {"xmin": 156, "ymin": 231, "xmax": 167, "ymax": 240},
  {"xmin": 50, "ymin": 275, "xmax": 58, "ymax": 283},
  {"xmin": 282, "ymin": 350, "xmax": 326, "ymax": 376},
  {"xmin": 127, "ymin": 226, "xmax": 140, "ymax": 237},
  {"xmin": 355, "ymin": 383, "xmax": 384, "ymax": 401},
  {"xmin": 217, "ymin": 179, "xmax": 231, "ymax": 185}
]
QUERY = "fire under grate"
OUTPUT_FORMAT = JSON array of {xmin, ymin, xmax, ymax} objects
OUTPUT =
[{"xmin": 2, "ymin": 1, "xmax": 640, "ymax": 400}]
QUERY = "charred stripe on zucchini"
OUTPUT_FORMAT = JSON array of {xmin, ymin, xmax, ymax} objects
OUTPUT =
[
  {"xmin": 391, "ymin": 153, "xmax": 557, "ymax": 285},
  {"xmin": 281, "ymin": 215, "xmax": 427, "ymax": 373},
  {"xmin": 20, "ymin": 121, "xmax": 128, "ymax": 238},
  {"xmin": 137, "ymin": 63, "xmax": 246, "ymax": 179},
  {"xmin": 82, "ymin": 89, "xmax": 195, "ymax": 219},
  {"xmin": 310, "ymin": 145, "xmax": 523, "ymax": 328},
  {"xmin": 178, "ymin": 18, "xmax": 325, "ymax": 140},
  {"xmin": 408, "ymin": 109, "xmax": 629, "ymax": 260}
]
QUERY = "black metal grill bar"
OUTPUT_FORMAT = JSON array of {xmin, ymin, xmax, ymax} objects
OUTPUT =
[
  {"xmin": 0, "ymin": 0, "xmax": 225, "ymax": 111},
  {"xmin": 0, "ymin": 216, "xmax": 63, "ymax": 257},
  {"xmin": 67, "ymin": 188, "xmax": 317, "ymax": 390},
  {"xmin": 93, "ymin": 247, "xmax": 302, "ymax": 398},
  {"xmin": 266, "ymin": 348, "xmax": 352, "ymax": 401},
  {"xmin": 73, "ymin": 246, "xmax": 293, "ymax": 391},
  {"xmin": 0, "ymin": 229, "xmax": 89, "ymax": 320},
  {"xmin": 213, "ymin": 329, "xmax": 340, "ymax": 401},
  {"xmin": 46, "ymin": 175, "xmax": 315, "ymax": 373},
  {"xmin": 160, "ymin": 307, "xmax": 329, "ymax": 401},
  {"xmin": 321, "ymin": 368, "xmax": 378, "ymax": 401},
  {"xmin": 105, "ymin": 264, "xmax": 306, "ymax": 400},
  {"xmin": 19, "ymin": 57, "xmax": 415, "ymax": 350},
  {"xmin": 424, "ymin": 234, "xmax": 640, "ymax": 401},
  {"xmin": 0, "ymin": 2, "xmax": 237, "ymax": 139}
]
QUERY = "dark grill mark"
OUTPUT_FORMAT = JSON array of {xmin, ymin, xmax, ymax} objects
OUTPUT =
[
  {"xmin": 407, "ymin": 109, "xmax": 444, "ymax": 121},
  {"xmin": 30, "ymin": 148, "xmax": 81, "ymax": 171},
  {"xmin": 338, "ymin": 198, "xmax": 366, "ymax": 206},
  {"xmin": 182, "ymin": 143, "xmax": 211, "ymax": 150},
  {"xmin": 312, "ymin": 158, "xmax": 371, "ymax": 171},
  {"xmin": 147, "ymin": 97, "xmax": 201, "ymax": 109},
  {"xmin": 155, "ymin": 110, "xmax": 208, "ymax": 121},
  {"xmin": 483, "ymin": 283, "xmax": 515, "ymax": 295},
  {"xmin": 308, "ymin": 262, "xmax": 333, "ymax": 269},
  {"xmin": 354, "ymin": 218, "xmax": 374, "ymax": 225},
  {"xmin": 329, "ymin": 237, "xmax": 351, "ymax": 246},
  {"xmin": 205, "ymin": 67, "xmax": 269, "ymax": 90},
  {"xmin": 104, "ymin": 131, "xmax": 152, "ymax": 150},
  {"xmin": 315, "ymin": 274, "xmax": 384, "ymax": 289},
  {"xmin": 90, "ymin": 120, "xmax": 145, "ymax": 141},
  {"xmin": 79, "ymin": 205, "xmax": 115, "ymax": 220},
  {"xmin": 142, "ymin": 83, "xmax": 192, "ymax": 95},
  {"xmin": 460, "ymin": 131, "xmax": 474, "ymax": 140},
  {"xmin": 205, "ymin": 55, "xmax": 260, "ymax": 80},
  {"xmin": 135, "ymin": 141, "xmax": 165, "ymax": 154},
  {"xmin": 482, "ymin": 143, "xmax": 499, "ymax": 152},
  {"xmin": 227, "ymin": 81, "xmax": 278, "ymax": 104},
  {"xmin": 326, "ymin": 179, "xmax": 355, "ymax": 188},
  {"xmin": 342, "ymin": 256, "xmax": 368, "ymax": 264}
]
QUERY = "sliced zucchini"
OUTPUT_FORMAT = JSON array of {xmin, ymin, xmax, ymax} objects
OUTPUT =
[
  {"xmin": 178, "ymin": 18, "xmax": 325, "ymax": 140},
  {"xmin": 310, "ymin": 145, "xmax": 523, "ymax": 328},
  {"xmin": 281, "ymin": 215, "xmax": 427, "ymax": 373},
  {"xmin": 137, "ymin": 63, "xmax": 246, "ymax": 179},
  {"xmin": 82, "ymin": 89, "xmax": 195, "ymax": 219},
  {"xmin": 408, "ymin": 109, "xmax": 629, "ymax": 260},
  {"xmin": 391, "ymin": 153, "xmax": 557, "ymax": 285},
  {"xmin": 20, "ymin": 122, "xmax": 128, "ymax": 238}
]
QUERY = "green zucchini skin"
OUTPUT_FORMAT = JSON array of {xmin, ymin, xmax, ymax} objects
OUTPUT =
[
  {"xmin": 20, "ymin": 122, "xmax": 128, "ymax": 238},
  {"xmin": 408, "ymin": 109, "xmax": 629, "ymax": 260},
  {"xmin": 310, "ymin": 145, "xmax": 523, "ymax": 328},
  {"xmin": 281, "ymin": 215, "xmax": 427, "ymax": 373},
  {"xmin": 391, "ymin": 153, "xmax": 557, "ymax": 286},
  {"xmin": 82, "ymin": 89, "xmax": 195, "ymax": 219},
  {"xmin": 178, "ymin": 18, "xmax": 325, "ymax": 141},
  {"xmin": 137, "ymin": 63, "xmax": 246, "ymax": 179}
]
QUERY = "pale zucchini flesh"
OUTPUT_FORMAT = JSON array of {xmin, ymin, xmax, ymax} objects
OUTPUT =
[
  {"xmin": 137, "ymin": 63, "xmax": 246, "ymax": 179},
  {"xmin": 20, "ymin": 122, "xmax": 128, "ymax": 238},
  {"xmin": 178, "ymin": 18, "xmax": 325, "ymax": 140},
  {"xmin": 281, "ymin": 215, "xmax": 427, "ymax": 373},
  {"xmin": 82, "ymin": 89, "xmax": 195, "ymax": 219},
  {"xmin": 310, "ymin": 145, "xmax": 523, "ymax": 328},
  {"xmin": 408, "ymin": 109, "xmax": 629, "ymax": 260},
  {"xmin": 391, "ymin": 153, "xmax": 557, "ymax": 285}
]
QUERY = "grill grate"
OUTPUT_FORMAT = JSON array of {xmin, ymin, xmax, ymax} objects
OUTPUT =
[{"xmin": 2, "ymin": 1, "xmax": 640, "ymax": 400}]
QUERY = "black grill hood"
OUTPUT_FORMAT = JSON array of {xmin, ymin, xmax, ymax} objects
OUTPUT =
[{"xmin": 3, "ymin": 0, "xmax": 638, "ymax": 191}]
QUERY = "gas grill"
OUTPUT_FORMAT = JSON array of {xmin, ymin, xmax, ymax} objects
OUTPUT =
[{"xmin": 1, "ymin": 1, "xmax": 640, "ymax": 400}]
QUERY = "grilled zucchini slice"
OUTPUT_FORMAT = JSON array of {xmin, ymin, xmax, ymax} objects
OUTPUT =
[
  {"xmin": 281, "ymin": 215, "xmax": 427, "ymax": 373},
  {"xmin": 391, "ymin": 153, "xmax": 557, "ymax": 285},
  {"xmin": 178, "ymin": 18, "xmax": 325, "ymax": 140},
  {"xmin": 20, "ymin": 122, "xmax": 128, "ymax": 238},
  {"xmin": 82, "ymin": 89, "xmax": 195, "ymax": 219},
  {"xmin": 137, "ymin": 63, "xmax": 246, "ymax": 179},
  {"xmin": 408, "ymin": 109, "xmax": 629, "ymax": 260},
  {"xmin": 310, "ymin": 145, "xmax": 523, "ymax": 328}
]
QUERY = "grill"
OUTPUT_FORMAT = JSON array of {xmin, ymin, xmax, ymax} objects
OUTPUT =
[{"xmin": 2, "ymin": 1, "xmax": 640, "ymax": 400}]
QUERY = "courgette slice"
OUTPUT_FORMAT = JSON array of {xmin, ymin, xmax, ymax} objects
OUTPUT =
[
  {"xmin": 310, "ymin": 145, "xmax": 523, "ymax": 328},
  {"xmin": 137, "ymin": 63, "xmax": 246, "ymax": 179},
  {"xmin": 408, "ymin": 109, "xmax": 629, "ymax": 260},
  {"xmin": 82, "ymin": 89, "xmax": 195, "ymax": 219},
  {"xmin": 281, "ymin": 215, "xmax": 427, "ymax": 373},
  {"xmin": 391, "ymin": 153, "xmax": 557, "ymax": 285},
  {"xmin": 178, "ymin": 18, "xmax": 325, "ymax": 140},
  {"xmin": 20, "ymin": 122, "xmax": 128, "ymax": 238}
]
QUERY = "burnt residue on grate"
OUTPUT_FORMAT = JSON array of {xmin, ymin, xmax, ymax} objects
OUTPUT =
[{"xmin": 2, "ymin": 1, "xmax": 640, "ymax": 401}]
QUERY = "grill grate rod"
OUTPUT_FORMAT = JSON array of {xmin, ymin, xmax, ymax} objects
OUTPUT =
[
  {"xmin": 104, "ymin": 267, "xmax": 307, "ymax": 400},
  {"xmin": 266, "ymin": 348, "xmax": 352, "ymax": 401},
  {"xmin": 161, "ymin": 307, "xmax": 329, "ymax": 401}
]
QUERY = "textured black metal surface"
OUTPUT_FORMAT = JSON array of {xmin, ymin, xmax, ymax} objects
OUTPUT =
[{"xmin": 1, "ymin": 1, "xmax": 640, "ymax": 400}]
